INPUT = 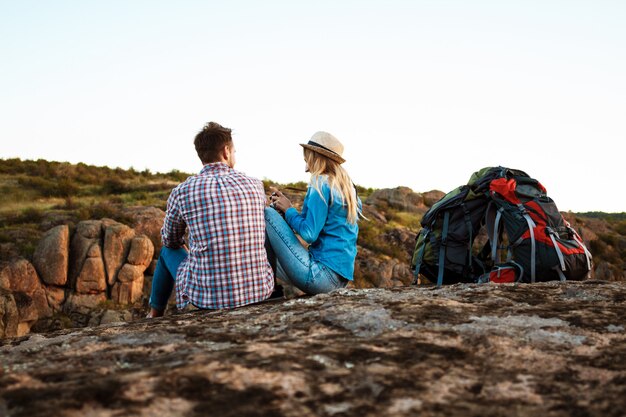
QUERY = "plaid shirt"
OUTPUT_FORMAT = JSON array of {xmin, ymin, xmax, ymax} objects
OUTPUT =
[{"xmin": 162, "ymin": 162, "xmax": 274, "ymax": 309}]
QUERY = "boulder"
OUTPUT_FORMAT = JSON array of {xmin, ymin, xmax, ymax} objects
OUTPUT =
[
  {"xmin": 69, "ymin": 220, "xmax": 103, "ymax": 287},
  {"xmin": 594, "ymin": 262, "xmax": 617, "ymax": 281},
  {"xmin": 123, "ymin": 206, "xmax": 165, "ymax": 257},
  {"xmin": 98, "ymin": 309, "xmax": 133, "ymax": 325},
  {"xmin": 422, "ymin": 189, "xmax": 446, "ymax": 207},
  {"xmin": 366, "ymin": 187, "xmax": 427, "ymax": 213},
  {"xmin": 0, "ymin": 288, "xmax": 18, "ymax": 339},
  {"xmin": 111, "ymin": 279, "xmax": 144, "ymax": 304},
  {"xmin": 3, "ymin": 259, "xmax": 41, "ymax": 294},
  {"xmin": 75, "ymin": 244, "xmax": 107, "ymax": 294},
  {"xmin": 103, "ymin": 222, "xmax": 135, "ymax": 286},
  {"xmin": 31, "ymin": 288, "xmax": 52, "ymax": 319},
  {"xmin": 0, "ymin": 265, "xmax": 10, "ymax": 291},
  {"xmin": 391, "ymin": 263, "xmax": 413, "ymax": 286},
  {"xmin": 32, "ymin": 225, "xmax": 69, "ymax": 286},
  {"xmin": 12, "ymin": 292, "xmax": 38, "ymax": 335},
  {"xmin": 44, "ymin": 286, "xmax": 66, "ymax": 312},
  {"xmin": 117, "ymin": 263, "xmax": 147, "ymax": 283},
  {"xmin": 64, "ymin": 292, "xmax": 107, "ymax": 315},
  {"xmin": 127, "ymin": 235, "xmax": 155, "ymax": 268}
]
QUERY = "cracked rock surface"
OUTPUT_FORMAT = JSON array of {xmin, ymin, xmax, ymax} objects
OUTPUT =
[{"xmin": 1, "ymin": 281, "xmax": 625, "ymax": 417}]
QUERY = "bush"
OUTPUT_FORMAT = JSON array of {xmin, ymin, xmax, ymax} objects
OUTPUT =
[
  {"xmin": 102, "ymin": 178, "xmax": 131, "ymax": 194},
  {"xmin": 16, "ymin": 176, "xmax": 79, "ymax": 198}
]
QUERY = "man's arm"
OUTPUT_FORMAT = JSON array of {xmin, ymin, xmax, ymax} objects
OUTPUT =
[{"xmin": 161, "ymin": 189, "xmax": 186, "ymax": 248}]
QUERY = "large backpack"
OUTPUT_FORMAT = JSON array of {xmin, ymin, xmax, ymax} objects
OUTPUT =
[{"xmin": 411, "ymin": 167, "xmax": 592, "ymax": 285}]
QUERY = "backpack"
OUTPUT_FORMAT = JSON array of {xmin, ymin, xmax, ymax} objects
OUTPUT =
[{"xmin": 411, "ymin": 166, "xmax": 592, "ymax": 285}]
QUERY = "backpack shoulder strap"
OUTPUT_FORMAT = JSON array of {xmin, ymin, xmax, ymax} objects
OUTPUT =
[
  {"xmin": 412, "ymin": 228, "xmax": 430, "ymax": 284},
  {"xmin": 437, "ymin": 211, "xmax": 451, "ymax": 287}
]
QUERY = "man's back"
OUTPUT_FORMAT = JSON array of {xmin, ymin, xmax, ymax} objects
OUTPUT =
[{"xmin": 162, "ymin": 162, "xmax": 274, "ymax": 309}]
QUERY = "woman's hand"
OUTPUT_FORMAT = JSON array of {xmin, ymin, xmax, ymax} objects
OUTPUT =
[{"xmin": 269, "ymin": 188, "xmax": 292, "ymax": 213}]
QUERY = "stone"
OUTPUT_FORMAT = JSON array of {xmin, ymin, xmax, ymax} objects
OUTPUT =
[
  {"xmin": 31, "ymin": 288, "xmax": 52, "ymax": 319},
  {"xmin": 44, "ymin": 286, "xmax": 66, "ymax": 312},
  {"xmin": 68, "ymin": 220, "xmax": 103, "ymax": 287},
  {"xmin": 0, "ymin": 288, "xmax": 18, "ymax": 339},
  {"xmin": 63, "ymin": 292, "xmax": 107, "ymax": 315},
  {"xmin": 32, "ymin": 225, "xmax": 69, "ymax": 286},
  {"xmin": 76, "ymin": 220, "xmax": 103, "ymax": 239},
  {"xmin": 123, "ymin": 206, "xmax": 165, "ymax": 257},
  {"xmin": 595, "ymin": 261, "xmax": 616, "ymax": 281},
  {"xmin": 422, "ymin": 189, "xmax": 446, "ymax": 207},
  {"xmin": 12, "ymin": 291, "xmax": 38, "ymax": 324},
  {"xmin": 365, "ymin": 187, "xmax": 427, "ymax": 213},
  {"xmin": 3, "ymin": 259, "xmax": 40, "ymax": 294},
  {"xmin": 2, "ymin": 282, "xmax": 626, "ymax": 416},
  {"xmin": 126, "ymin": 235, "xmax": 155, "ymax": 267},
  {"xmin": 86, "ymin": 243, "xmax": 100, "ymax": 258},
  {"xmin": 0, "ymin": 266, "xmax": 10, "ymax": 291},
  {"xmin": 75, "ymin": 245, "xmax": 107, "ymax": 294},
  {"xmin": 117, "ymin": 263, "xmax": 146, "ymax": 283},
  {"xmin": 98, "ymin": 309, "xmax": 133, "ymax": 325},
  {"xmin": 103, "ymin": 222, "xmax": 135, "ymax": 286},
  {"xmin": 111, "ymin": 279, "xmax": 144, "ymax": 304}
]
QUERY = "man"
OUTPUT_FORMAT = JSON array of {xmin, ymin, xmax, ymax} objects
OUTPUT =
[{"xmin": 147, "ymin": 122, "xmax": 274, "ymax": 317}]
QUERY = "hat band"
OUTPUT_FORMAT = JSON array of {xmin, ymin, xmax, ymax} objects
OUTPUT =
[{"xmin": 307, "ymin": 140, "xmax": 341, "ymax": 157}]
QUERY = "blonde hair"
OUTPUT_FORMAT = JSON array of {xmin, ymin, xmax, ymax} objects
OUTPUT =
[{"xmin": 304, "ymin": 149, "xmax": 360, "ymax": 224}]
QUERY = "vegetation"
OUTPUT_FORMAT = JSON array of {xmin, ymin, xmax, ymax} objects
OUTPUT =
[
  {"xmin": 0, "ymin": 158, "xmax": 188, "ymax": 265},
  {"xmin": 0, "ymin": 158, "xmax": 623, "ymax": 278}
]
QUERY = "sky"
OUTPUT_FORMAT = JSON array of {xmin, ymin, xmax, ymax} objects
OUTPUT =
[{"xmin": 1, "ymin": 1, "xmax": 624, "ymax": 212}]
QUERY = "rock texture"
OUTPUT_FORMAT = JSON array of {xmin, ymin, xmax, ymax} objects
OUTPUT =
[
  {"xmin": 103, "ymin": 223, "xmax": 135, "ymax": 286},
  {"xmin": 1, "ymin": 281, "xmax": 625, "ymax": 417},
  {"xmin": 0, "ymin": 218, "xmax": 157, "ymax": 339},
  {"xmin": 32, "ymin": 225, "xmax": 69, "ymax": 286},
  {"xmin": 366, "ymin": 187, "xmax": 428, "ymax": 214}
]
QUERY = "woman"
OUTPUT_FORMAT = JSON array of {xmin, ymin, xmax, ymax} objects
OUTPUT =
[{"xmin": 265, "ymin": 131, "xmax": 361, "ymax": 294}]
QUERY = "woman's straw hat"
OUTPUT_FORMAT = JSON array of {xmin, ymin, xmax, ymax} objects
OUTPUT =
[{"xmin": 300, "ymin": 131, "xmax": 346, "ymax": 164}]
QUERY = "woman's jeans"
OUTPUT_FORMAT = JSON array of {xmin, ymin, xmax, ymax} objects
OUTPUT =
[
  {"xmin": 264, "ymin": 207, "xmax": 348, "ymax": 295},
  {"xmin": 149, "ymin": 246, "xmax": 188, "ymax": 311}
]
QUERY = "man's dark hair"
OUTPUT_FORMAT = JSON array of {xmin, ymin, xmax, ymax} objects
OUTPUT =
[{"xmin": 194, "ymin": 122, "xmax": 233, "ymax": 164}]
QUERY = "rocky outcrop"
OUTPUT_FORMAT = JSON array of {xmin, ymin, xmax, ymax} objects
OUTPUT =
[
  {"xmin": 366, "ymin": 186, "xmax": 428, "ymax": 214},
  {"xmin": 0, "ymin": 259, "xmax": 52, "ymax": 336},
  {"xmin": 0, "ymin": 218, "xmax": 157, "ymax": 339},
  {"xmin": 355, "ymin": 248, "xmax": 413, "ymax": 288},
  {"xmin": 1, "ymin": 281, "xmax": 625, "ymax": 416}
]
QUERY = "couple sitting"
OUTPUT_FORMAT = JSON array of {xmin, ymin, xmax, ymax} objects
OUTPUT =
[{"xmin": 147, "ymin": 121, "xmax": 361, "ymax": 317}]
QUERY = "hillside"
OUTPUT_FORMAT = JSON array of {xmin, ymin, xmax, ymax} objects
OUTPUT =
[{"xmin": 1, "ymin": 158, "xmax": 623, "ymax": 279}]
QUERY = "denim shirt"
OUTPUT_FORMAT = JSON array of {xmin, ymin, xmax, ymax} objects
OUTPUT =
[{"xmin": 284, "ymin": 176, "xmax": 360, "ymax": 280}]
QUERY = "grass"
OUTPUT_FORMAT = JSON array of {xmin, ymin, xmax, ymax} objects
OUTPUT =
[{"xmin": 0, "ymin": 158, "xmax": 624, "ymax": 278}]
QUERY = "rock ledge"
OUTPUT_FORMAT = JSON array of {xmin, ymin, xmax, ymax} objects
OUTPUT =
[{"xmin": 1, "ymin": 281, "xmax": 625, "ymax": 417}]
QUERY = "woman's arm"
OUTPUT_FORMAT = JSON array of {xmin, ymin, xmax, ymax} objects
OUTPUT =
[{"xmin": 284, "ymin": 186, "xmax": 329, "ymax": 244}]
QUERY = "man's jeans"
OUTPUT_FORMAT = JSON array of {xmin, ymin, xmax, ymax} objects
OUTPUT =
[
  {"xmin": 149, "ymin": 246, "xmax": 188, "ymax": 311},
  {"xmin": 264, "ymin": 207, "xmax": 348, "ymax": 294}
]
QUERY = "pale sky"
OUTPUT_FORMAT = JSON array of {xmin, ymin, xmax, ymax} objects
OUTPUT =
[{"xmin": 1, "ymin": 1, "xmax": 624, "ymax": 212}]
